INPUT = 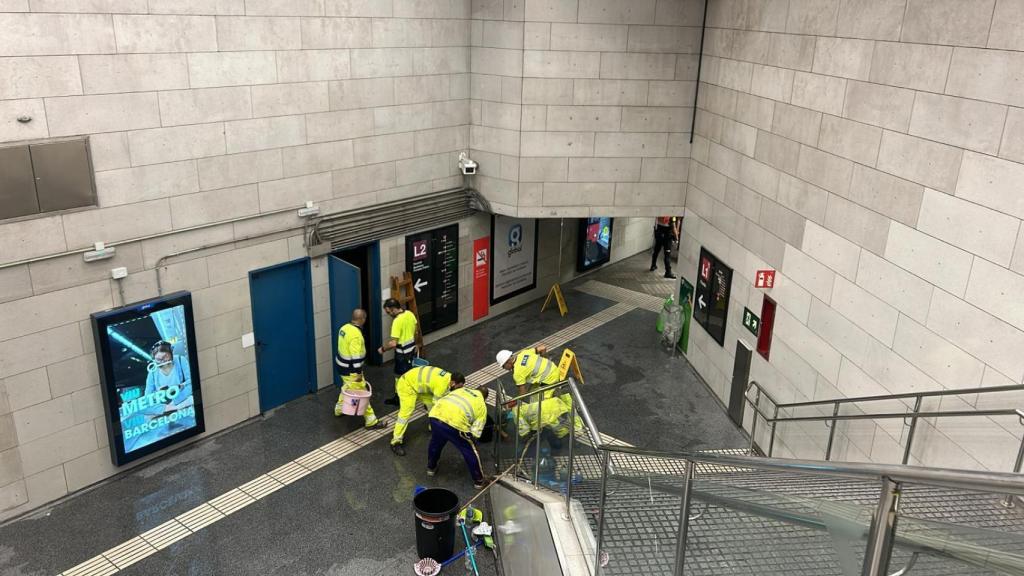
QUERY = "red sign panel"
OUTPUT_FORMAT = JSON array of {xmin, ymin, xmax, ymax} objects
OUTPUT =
[
  {"xmin": 700, "ymin": 256, "xmax": 712, "ymax": 281},
  {"xmin": 754, "ymin": 269, "xmax": 776, "ymax": 289},
  {"xmin": 473, "ymin": 236, "xmax": 490, "ymax": 321}
]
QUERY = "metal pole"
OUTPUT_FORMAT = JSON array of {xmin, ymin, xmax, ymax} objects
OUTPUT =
[
  {"xmin": 768, "ymin": 406, "xmax": 779, "ymax": 457},
  {"xmin": 594, "ymin": 450, "xmax": 611, "ymax": 576},
  {"xmin": 1002, "ymin": 422, "xmax": 1024, "ymax": 507},
  {"xmin": 862, "ymin": 477, "xmax": 901, "ymax": 576},
  {"xmin": 512, "ymin": 398, "xmax": 521, "ymax": 482},
  {"xmin": 534, "ymin": 395, "xmax": 544, "ymax": 488},
  {"xmin": 902, "ymin": 396, "xmax": 923, "ymax": 465},
  {"xmin": 565, "ymin": 399, "xmax": 576, "ymax": 518},
  {"xmin": 748, "ymin": 386, "xmax": 761, "ymax": 455},
  {"xmin": 493, "ymin": 380, "xmax": 504, "ymax": 473},
  {"xmin": 673, "ymin": 461, "xmax": 696, "ymax": 575},
  {"xmin": 825, "ymin": 401, "xmax": 840, "ymax": 461}
]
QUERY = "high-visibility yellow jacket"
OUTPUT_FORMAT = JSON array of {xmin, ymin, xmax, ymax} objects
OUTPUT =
[
  {"xmin": 391, "ymin": 309, "xmax": 418, "ymax": 356},
  {"xmin": 430, "ymin": 387, "xmax": 488, "ymax": 437},
  {"xmin": 335, "ymin": 322, "xmax": 366, "ymax": 376},
  {"xmin": 396, "ymin": 366, "xmax": 452, "ymax": 398},
  {"xmin": 512, "ymin": 347, "xmax": 559, "ymax": 388},
  {"xmin": 515, "ymin": 396, "xmax": 581, "ymax": 437}
]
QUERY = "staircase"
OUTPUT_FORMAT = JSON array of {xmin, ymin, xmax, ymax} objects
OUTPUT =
[{"xmin": 489, "ymin": 377, "xmax": 1024, "ymax": 576}]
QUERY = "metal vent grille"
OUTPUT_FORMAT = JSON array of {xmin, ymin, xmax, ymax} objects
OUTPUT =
[{"xmin": 310, "ymin": 187, "xmax": 480, "ymax": 250}]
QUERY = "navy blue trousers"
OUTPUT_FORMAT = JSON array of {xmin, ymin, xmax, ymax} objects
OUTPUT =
[{"xmin": 427, "ymin": 418, "xmax": 484, "ymax": 484}]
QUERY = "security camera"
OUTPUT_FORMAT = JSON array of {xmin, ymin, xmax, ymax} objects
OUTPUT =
[{"xmin": 458, "ymin": 152, "xmax": 477, "ymax": 175}]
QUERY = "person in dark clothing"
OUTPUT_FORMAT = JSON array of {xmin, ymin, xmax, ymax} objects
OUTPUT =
[{"xmin": 650, "ymin": 216, "xmax": 678, "ymax": 279}]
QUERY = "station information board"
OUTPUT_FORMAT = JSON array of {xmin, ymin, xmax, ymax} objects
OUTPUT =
[
  {"xmin": 406, "ymin": 224, "xmax": 459, "ymax": 334},
  {"xmin": 694, "ymin": 247, "xmax": 733, "ymax": 346}
]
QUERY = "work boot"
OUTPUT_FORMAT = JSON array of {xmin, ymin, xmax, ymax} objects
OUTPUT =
[
  {"xmin": 384, "ymin": 396, "xmax": 400, "ymax": 406},
  {"xmin": 426, "ymin": 467, "xmax": 437, "ymax": 477},
  {"xmin": 649, "ymin": 265, "xmax": 657, "ymax": 272},
  {"xmin": 664, "ymin": 272, "xmax": 677, "ymax": 279},
  {"xmin": 390, "ymin": 443, "xmax": 406, "ymax": 456},
  {"xmin": 365, "ymin": 421, "xmax": 387, "ymax": 430},
  {"xmin": 474, "ymin": 476, "xmax": 494, "ymax": 490}
]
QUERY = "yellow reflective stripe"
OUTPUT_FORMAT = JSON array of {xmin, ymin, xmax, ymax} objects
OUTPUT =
[{"xmin": 442, "ymin": 393, "xmax": 475, "ymax": 427}]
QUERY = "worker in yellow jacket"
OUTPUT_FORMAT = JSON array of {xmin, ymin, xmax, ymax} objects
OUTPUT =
[
  {"xmin": 496, "ymin": 344, "xmax": 560, "ymax": 398},
  {"xmin": 379, "ymin": 298, "xmax": 419, "ymax": 406},
  {"xmin": 334, "ymin": 309, "xmax": 385, "ymax": 429},
  {"xmin": 512, "ymin": 395, "xmax": 582, "ymax": 450},
  {"xmin": 390, "ymin": 365, "xmax": 464, "ymax": 456},
  {"xmin": 427, "ymin": 386, "xmax": 492, "ymax": 489}
]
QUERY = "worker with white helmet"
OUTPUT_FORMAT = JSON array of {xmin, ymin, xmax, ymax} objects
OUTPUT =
[{"xmin": 495, "ymin": 344, "xmax": 559, "ymax": 399}]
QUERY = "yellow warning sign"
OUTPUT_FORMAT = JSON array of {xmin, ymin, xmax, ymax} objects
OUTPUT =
[
  {"xmin": 541, "ymin": 283, "xmax": 568, "ymax": 316},
  {"xmin": 557, "ymin": 348, "xmax": 584, "ymax": 384}
]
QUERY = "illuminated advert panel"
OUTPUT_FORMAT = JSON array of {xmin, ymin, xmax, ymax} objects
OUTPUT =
[{"xmin": 92, "ymin": 291, "xmax": 205, "ymax": 466}]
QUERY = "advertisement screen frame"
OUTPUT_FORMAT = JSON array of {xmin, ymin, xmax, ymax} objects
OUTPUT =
[
  {"xmin": 92, "ymin": 291, "xmax": 205, "ymax": 466},
  {"xmin": 490, "ymin": 215, "xmax": 539, "ymax": 305},
  {"xmin": 577, "ymin": 216, "xmax": 614, "ymax": 272}
]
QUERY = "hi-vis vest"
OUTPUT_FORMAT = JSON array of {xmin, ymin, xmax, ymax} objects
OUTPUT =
[
  {"xmin": 392, "ymin": 309, "xmax": 418, "ymax": 356},
  {"xmin": 336, "ymin": 323, "xmax": 366, "ymax": 376},
  {"xmin": 430, "ymin": 387, "xmax": 487, "ymax": 437},
  {"xmin": 515, "ymin": 396, "xmax": 573, "ymax": 437},
  {"xmin": 512, "ymin": 348, "xmax": 559, "ymax": 387},
  {"xmin": 397, "ymin": 366, "xmax": 451, "ymax": 398}
]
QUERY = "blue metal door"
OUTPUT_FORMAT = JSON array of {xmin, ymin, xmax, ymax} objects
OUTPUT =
[
  {"xmin": 329, "ymin": 255, "xmax": 361, "ymax": 384},
  {"xmin": 250, "ymin": 258, "xmax": 315, "ymax": 412}
]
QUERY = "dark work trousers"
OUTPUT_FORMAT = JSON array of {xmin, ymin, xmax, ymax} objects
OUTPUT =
[
  {"xmin": 393, "ymin": 352, "xmax": 414, "ymax": 378},
  {"xmin": 651, "ymin": 225, "xmax": 675, "ymax": 272},
  {"xmin": 427, "ymin": 417, "xmax": 484, "ymax": 484}
]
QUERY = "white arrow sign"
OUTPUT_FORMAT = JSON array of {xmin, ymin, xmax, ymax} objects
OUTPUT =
[
  {"xmin": 697, "ymin": 294, "xmax": 707, "ymax": 309},
  {"xmin": 414, "ymin": 278, "xmax": 428, "ymax": 292}
]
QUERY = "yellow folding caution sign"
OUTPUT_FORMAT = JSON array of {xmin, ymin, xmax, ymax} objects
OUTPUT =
[
  {"xmin": 541, "ymin": 283, "xmax": 568, "ymax": 316},
  {"xmin": 557, "ymin": 348, "xmax": 584, "ymax": 384}
]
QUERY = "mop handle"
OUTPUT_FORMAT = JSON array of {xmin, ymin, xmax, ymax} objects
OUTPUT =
[{"xmin": 459, "ymin": 520, "xmax": 479, "ymax": 576}]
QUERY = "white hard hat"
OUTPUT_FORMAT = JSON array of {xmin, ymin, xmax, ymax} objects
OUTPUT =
[{"xmin": 496, "ymin": 350, "xmax": 513, "ymax": 367}]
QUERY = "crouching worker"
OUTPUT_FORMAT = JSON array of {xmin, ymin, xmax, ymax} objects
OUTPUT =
[
  {"xmin": 391, "ymin": 366, "xmax": 464, "ymax": 456},
  {"xmin": 427, "ymin": 385, "xmax": 492, "ymax": 489},
  {"xmin": 335, "ymin": 309, "xmax": 385, "ymax": 429},
  {"xmin": 513, "ymin": 395, "xmax": 582, "ymax": 450}
]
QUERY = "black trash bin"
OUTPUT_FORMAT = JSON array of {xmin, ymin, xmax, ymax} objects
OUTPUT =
[{"xmin": 413, "ymin": 488, "xmax": 460, "ymax": 562}]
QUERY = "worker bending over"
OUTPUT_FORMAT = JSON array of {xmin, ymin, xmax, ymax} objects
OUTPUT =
[
  {"xmin": 427, "ymin": 385, "xmax": 492, "ymax": 489},
  {"xmin": 379, "ymin": 298, "xmax": 418, "ymax": 406},
  {"xmin": 390, "ymin": 365, "xmax": 465, "ymax": 456},
  {"xmin": 512, "ymin": 395, "xmax": 581, "ymax": 449},
  {"xmin": 496, "ymin": 344, "xmax": 559, "ymax": 398},
  {"xmin": 335, "ymin": 309, "xmax": 385, "ymax": 429}
]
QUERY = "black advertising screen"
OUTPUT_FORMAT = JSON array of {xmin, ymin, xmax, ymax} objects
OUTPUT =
[
  {"xmin": 406, "ymin": 224, "xmax": 459, "ymax": 335},
  {"xmin": 694, "ymin": 247, "xmax": 733, "ymax": 346},
  {"xmin": 577, "ymin": 217, "xmax": 614, "ymax": 272},
  {"xmin": 92, "ymin": 291, "xmax": 205, "ymax": 466}
]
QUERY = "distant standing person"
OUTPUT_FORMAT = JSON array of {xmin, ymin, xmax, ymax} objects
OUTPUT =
[
  {"xmin": 378, "ymin": 298, "xmax": 418, "ymax": 406},
  {"xmin": 650, "ymin": 216, "xmax": 678, "ymax": 279}
]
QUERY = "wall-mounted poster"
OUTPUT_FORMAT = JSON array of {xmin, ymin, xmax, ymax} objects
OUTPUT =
[
  {"xmin": 577, "ymin": 216, "xmax": 613, "ymax": 272},
  {"xmin": 92, "ymin": 291, "xmax": 205, "ymax": 466},
  {"xmin": 693, "ymin": 247, "xmax": 733, "ymax": 347},
  {"xmin": 491, "ymin": 215, "xmax": 538, "ymax": 304}
]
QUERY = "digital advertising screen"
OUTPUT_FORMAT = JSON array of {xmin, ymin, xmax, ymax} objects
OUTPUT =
[
  {"xmin": 92, "ymin": 291, "xmax": 204, "ymax": 466},
  {"xmin": 577, "ymin": 217, "xmax": 614, "ymax": 272}
]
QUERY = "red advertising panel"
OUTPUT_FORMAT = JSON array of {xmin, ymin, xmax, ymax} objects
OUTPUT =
[{"xmin": 473, "ymin": 236, "xmax": 490, "ymax": 321}]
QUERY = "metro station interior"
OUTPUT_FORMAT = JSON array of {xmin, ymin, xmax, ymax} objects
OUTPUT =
[{"xmin": 3, "ymin": 1, "xmax": 1024, "ymax": 575}]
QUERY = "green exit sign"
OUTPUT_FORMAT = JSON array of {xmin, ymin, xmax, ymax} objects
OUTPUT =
[{"xmin": 742, "ymin": 307, "xmax": 760, "ymax": 336}]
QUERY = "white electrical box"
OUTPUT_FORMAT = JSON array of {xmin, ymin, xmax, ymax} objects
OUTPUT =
[
  {"xmin": 241, "ymin": 332, "xmax": 255, "ymax": 348},
  {"xmin": 111, "ymin": 267, "xmax": 128, "ymax": 279}
]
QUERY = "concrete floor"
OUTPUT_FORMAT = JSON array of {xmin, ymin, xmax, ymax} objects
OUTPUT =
[{"xmin": 0, "ymin": 254, "xmax": 745, "ymax": 576}]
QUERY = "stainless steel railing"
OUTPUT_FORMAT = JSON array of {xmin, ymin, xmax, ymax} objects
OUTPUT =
[{"xmin": 745, "ymin": 381, "xmax": 1024, "ymax": 476}]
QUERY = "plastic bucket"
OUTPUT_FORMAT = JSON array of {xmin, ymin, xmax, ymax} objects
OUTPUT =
[
  {"xmin": 413, "ymin": 488, "xmax": 460, "ymax": 562},
  {"xmin": 412, "ymin": 356, "xmax": 429, "ymax": 368},
  {"xmin": 340, "ymin": 382, "xmax": 372, "ymax": 416}
]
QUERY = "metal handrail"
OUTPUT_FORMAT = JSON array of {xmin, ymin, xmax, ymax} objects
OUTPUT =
[
  {"xmin": 750, "ymin": 381, "xmax": 1024, "ymax": 411},
  {"xmin": 745, "ymin": 381, "xmax": 1024, "ymax": 472},
  {"xmin": 595, "ymin": 444, "xmax": 1024, "ymax": 496}
]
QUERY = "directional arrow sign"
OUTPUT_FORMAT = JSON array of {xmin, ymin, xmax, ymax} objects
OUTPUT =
[
  {"xmin": 697, "ymin": 294, "xmax": 707, "ymax": 309},
  {"xmin": 414, "ymin": 278, "xmax": 428, "ymax": 292}
]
